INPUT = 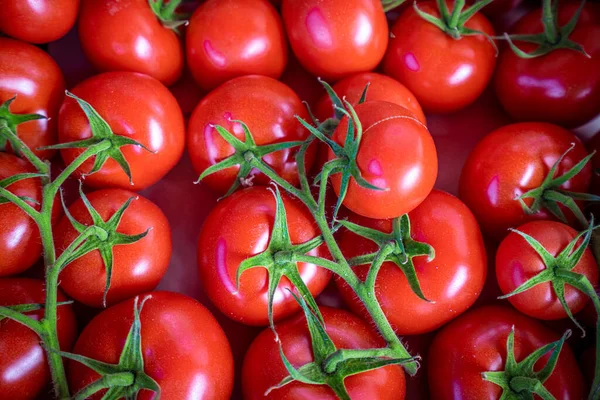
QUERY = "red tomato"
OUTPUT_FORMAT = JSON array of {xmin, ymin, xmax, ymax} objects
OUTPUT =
[
  {"xmin": 242, "ymin": 306, "xmax": 406, "ymax": 399},
  {"xmin": 0, "ymin": 0, "xmax": 79, "ymax": 44},
  {"xmin": 428, "ymin": 305, "xmax": 585, "ymax": 399},
  {"xmin": 495, "ymin": 3, "xmax": 600, "ymax": 128},
  {"xmin": 55, "ymin": 189, "xmax": 172, "ymax": 308},
  {"xmin": 384, "ymin": 1, "xmax": 497, "ymax": 113},
  {"xmin": 281, "ymin": 0, "xmax": 388, "ymax": 81},
  {"xmin": 496, "ymin": 220, "xmax": 598, "ymax": 320},
  {"xmin": 336, "ymin": 190, "xmax": 487, "ymax": 334},
  {"xmin": 68, "ymin": 291, "xmax": 234, "ymax": 399},
  {"xmin": 459, "ymin": 122, "xmax": 592, "ymax": 241},
  {"xmin": 197, "ymin": 186, "xmax": 331, "ymax": 326},
  {"xmin": 188, "ymin": 75, "xmax": 314, "ymax": 195},
  {"xmin": 0, "ymin": 153, "xmax": 42, "ymax": 276},
  {"xmin": 0, "ymin": 38, "xmax": 65, "ymax": 159},
  {"xmin": 78, "ymin": 0, "xmax": 184, "ymax": 86},
  {"xmin": 328, "ymin": 101, "xmax": 437, "ymax": 219},
  {"xmin": 58, "ymin": 72, "xmax": 185, "ymax": 191},
  {"xmin": 186, "ymin": 0, "xmax": 288, "ymax": 91},
  {"xmin": 0, "ymin": 278, "xmax": 77, "ymax": 400}
]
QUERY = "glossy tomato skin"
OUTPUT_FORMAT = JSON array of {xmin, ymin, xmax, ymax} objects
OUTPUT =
[
  {"xmin": 78, "ymin": 0, "xmax": 183, "ymax": 86},
  {"xmin": 0, "ymin": 153, "xmax": 42, "ymax": 276},
  {"xmin": 242, "ymin": 307, "xmax": 406, "ymax": 399},
  {"xmin": 197, "ymin": 186, "xmax": 330, "ymax": 326},
  {"xmin": 188, "ymin": 75, "xmax": 314, "ymax": 195},
  {"xmin": 55, "ymin": 189, "xmax": 172, "ymax": 308},
  {"xmin": 428, "ymin": 305, "xmax": 585, "ymax": 399},
  {"xmin": 459, "ymin": 122, "xmax": 592, "ymax": 241},
  {"xmin": 68, "ymin": 291, "xmax": 234, "ymax": 399},
  {"xmin": 58, "ymin": 72, "xmax": 185, "ymax": 191},
  {"xmin": 329, "ymin": 101, "xmax": 437, "ymax": 219},
  {"xmin": 281, "ymin": 0, "xmax": 388, "ymax": 81},
  {"xmin": 495, "ymin": 3, "xmax": 600, "ymax": 128},
  {"xmin": 186, "ymin": 0, "xmax": 287, "ymax": 91},
  {"xmin": 0, "ymin": 0, "xmax": 79, "ymax": 44},
  {"xmin": 336, "ymin": 190, "xmax": 487, "ymax": 334},
  {"xmin": 496, "ymin": 220, "xmax": 598, "ymax": 320},
  {"xmin": 384, "ymin": 1, "xmax": 497, "ymax": 113},
  {"xmin": 0, "ymin": 38, "xmax": 65, "ymax": 159},
  {"xmin": 0, "ymin": 278, "xmax": 77, "ymax": 400}
]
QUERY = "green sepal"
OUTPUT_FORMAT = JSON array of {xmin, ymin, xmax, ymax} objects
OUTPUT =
[
  {"xmin": 0, "ymin": 172, "xmax": 44, "ymax": 205},
  {"xmin": 40, "ymin": 91, "xmax": 153, "ymax": 185},
  {"xmin": 0, "ymin": 300, "xmax": 73, "ymax": 324},
  {"xmin": 195, "ymin": 120, "xmax": 304, "ymax": 198},
  {"xmin": 0, "ymin": 96, "xmax": 47, "ymax": 154},
  {"xmin": 381, "ymin": 0, "xmax": 406, "ymax": 12},
  {"xmin": 56, "ymin": 295, "xmax": 161, "ymax": 400},
  {"xmin": 503, "ymin": 0, "xmax": 589, "ymax": 58},
  {"xmin": 59, "ymin": 184, "xmax": 150, "ymax": 307},
  {"xmin": 482, "ymin": 326, "xmax": 570, "ymax": 400},
  {"xmin": 340, "ymin": 214, "xmax": 435, "ymax": 302},
  {"xmin": 148, "ymin": 0, "xmax": 189, "ymax": 33}
]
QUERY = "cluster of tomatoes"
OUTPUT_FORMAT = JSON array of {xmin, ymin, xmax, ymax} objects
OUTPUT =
[{"xmin": 0, "ymin": 0, "xmax": 599, "ymax": 399}]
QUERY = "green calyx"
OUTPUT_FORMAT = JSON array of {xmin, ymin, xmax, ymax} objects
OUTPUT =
[
  {"xmin": 56, "ymin": 296, "xmax": 161, "ymax": 400},
  {"xmin": 339, "ymin": 214, "xmax": 435, "ymax": 302},
  {"xmin": 482, "ymin": 326, "xmax": 571, "ymax": 400},
  {"xmin": 504, "ymin": 0, "xmax": 589, "ymax": 59},
  {"xmin": 41, "ymin": 91, "xmax": 153, "ymax": 186},
  {"xmin": 0, "ymin": 96, "xmax": 47, "ymax": 154},
  {"xmin": 267, "ymin": 292, "xmax": 417, "ymax": 400},
  {"xmin": 381, "ymin": 0, "xmax": 406, "ymax": 12},
  {"xmin": 414, "ymin": 0, "xmax": 497, "ymax": 51},
  {"xmin": 148, "ymin": 0, "xmax": 189, "ymax": 32},
  {"xmin": 195, "ymin": 120, "xmax": 304, "ymax": 198},
  {"xmin": 517, "ymin": 146, "xmax": 599, "ymax": 228},
  {"xmin": 59, "ymin": 184, "xmax": 150, "ymax": 307}
]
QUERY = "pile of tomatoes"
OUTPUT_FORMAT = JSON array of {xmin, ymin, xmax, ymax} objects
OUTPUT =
[{"xmin": 0, "ymin": 0, "xmax": 599, "ymax": 399}]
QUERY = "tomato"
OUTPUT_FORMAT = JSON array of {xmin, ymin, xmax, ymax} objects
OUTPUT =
[
  {"xmin": 328, "ymin": 101, "xmax": 437, "ymax": 219},
  {"xmin": 428, "ymin": 305, "xmax": 585, "ymax": 399},
  {"xmin": 336, "ymin": 189, "xmax": 487, "ymax": 334},
  {"xmin": 186, "ymin": 0, "xmax": 287, "ymax": 91},
  {"xmin": 383, "ymin": 1, "xmax": 496, "ymax": 113},
  {"xmin": 281, "ymin": 0, "xmax": 388, "ymax": 81},
  {"xmin": 197, "ymin": 186, "xmax": 330, "ymax": 326},
  {"xmin": 68, "ymin": 291, "xmax": 234, "ymax": 399},
  {"xmin": 242, "ymin": 306, "xmax": 406, "ymax": 399},
  {"xmin": 188, "ymin": 75, "xmax": 314, "ymax": 195},
  {"xmin": 496, "ymin": 220, "xmax": 598, "ymax": 321},
  {"xmin": 0, "ymin": 0, "xmax": 79, "ymax": 44},
  {"xmin": 78, "ymin": 0, "xmax": 184, "ymax": 86},
  {"xmin": 58, "ymin": 72, "xmax": 185, "ymax": 191},
  {"xmin": 55, "ymin": 189, "xmax": 172, "ymax": 308},
  {"xmin": 495, "ymin": 3, "xmax": 600, "ymax": 128},
  {"xmin": 0, "ymin": 153, "xmax": 42, "ymax": 277},
  {"xmin": 0, "ymin": 278, "xmax": 77, "ymax": 400},
  {"xmin": 0, "ymin": 38, "xmax": 65, "ymax": 159},
  {"xmin": 459, "ymin": 122, "xmax": 592, "ymax": 241}
]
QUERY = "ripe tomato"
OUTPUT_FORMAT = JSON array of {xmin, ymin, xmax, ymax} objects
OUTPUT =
[
  {"xmin": 68, "ymin": 291, "xmax": 234, "ymax": 399},
  {"xmin": 459, "ymin": 122, "xmax": 592, "ymax": 241},
  {"xmin": 281, "ymin": 0, "xmax": 388, "ymax": 81},
  {"xmin": 0, "ymin": 278, "xmax": 77, "ymax": 400},
  {"xmin": 58, "ymin": 72, "xmax": 185, "ymax": 191},
  {"xmin": 496, "ymin": 220, "xmax": 598, "ymax": 320},
  {"xmin": 188, "ymin": 75, "xmax": 314, "ymax": 195},
  {"xmin": 197, "ymin": 186, "xmax": 330, "ymax": 326},
  {"xmin": 186, "ymin": 0, "xmax": 287, "ymax": 91},
  {"xmin": 329, "ymin": 101, "xmax": 437, "ymax": 219},
  {"xmin": 428, "ymin": 305, "xmax": 585, "ymax": 399},
  {"xmin": 242, "ymin": 306, "xmax": 406, "ymax": 399},
  {"xmin": 0, "ymin": 0, "xmax": 79, "ymax": 44},
  {"xmin": 383, "ymin": 1, "xmax": 496, "ymax": 113},
  {"xmin": 336, "ymin": 190, "xmax": 487, "ymax": 335},
  {"xmin": 55, "ymin": 189, "xmax": 172, "ymax": 308},
  {"xmin": 78, "ymin": 0, "xmax": 184, "ymax": 86},
  {"xmin": 0, "ymin": 38, "xmax": 65, "ymax": 159},
  {"xmin": 495, "ymin": 3, "xmax": 600, "ymax": 128},
  {"xmin": 0, "ymin": 153, "xmax": 42, "ymax": 277}
]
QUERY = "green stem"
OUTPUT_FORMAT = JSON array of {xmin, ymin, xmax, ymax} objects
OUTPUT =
[
  {"xmin": 0, "ymin": 186, "xmax": 39, "ymax": 220},
  {"xmin": 54, "ymin": 226, "xmax": 105, "ymax": 272},
  {"xmin": 542, "ymin": 0, "xmax": 559, "ymax": 43},
  {"xmin": 365, "ymin": 243, "xmax": 394, "ymax": 289},
  {"xmin": 0, "ymin": 306, "xmax": 44, "ymax": 333},
  {"xmin": 323, "ymin": 348, "xmax": 395, "ymax": 374},
  {"xmin": 0, "ymin": 120, "xmax": 50, "ymax": 178},
  {"xmin": 448, "ymin": 0, "xmax": 465, "ymax": 29},
  {"xmin": 72, "ymin": 372, "xmax": 134, "ymax": 400}
]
